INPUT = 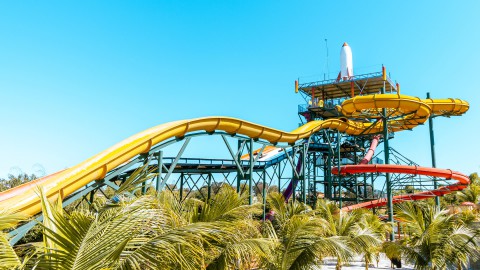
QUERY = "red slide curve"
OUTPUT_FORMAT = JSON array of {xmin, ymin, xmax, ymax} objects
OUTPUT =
[
  {"xmin": 331, "ymin": 135, "xmax": 469, "ymax": 211},
  {"xmin": 333, "ymin": 164, "xmax": 470, "ymax": 211}
]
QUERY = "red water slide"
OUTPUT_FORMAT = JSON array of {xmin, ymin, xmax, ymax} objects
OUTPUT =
[
  {"xmin": 333, "ymin": 165, "xmax": 469, "ymax": 211},
  {"xmin": 331, "ymin": 135, "xmax": 469, "ymax": 211}
]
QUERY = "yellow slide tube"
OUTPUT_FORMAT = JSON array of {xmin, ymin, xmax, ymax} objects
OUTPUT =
[{"xmin": 0, "ymin": 94, "xmax": 468, "ymax": 217}]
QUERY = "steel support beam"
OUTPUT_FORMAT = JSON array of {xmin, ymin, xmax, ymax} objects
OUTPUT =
[
  {"xmin": 158, "ymin": 138, "xmax": 191, "ymax": 191},
  {"xmin": 382, "ymin": 87, "xmax": 394, "ymax": 241},
  {"xmin": 337, "ymin": 130, "xmax": 342, "ymax": 209},
  {"xmin": 155, "ymin": 151, "xmax": 163, "ymax": 191},
  {"xmin": 302, "ymin": 142, "xmax": 308, "ymax": 204},
  {"xmin": 207, "ymin": 173, "xmax": 212, "ymax": 200},
  {"xmin": 427, "ymin": 92, "xmax": 440, "ymax": 207},
  {"xmin": 221, "ymin": 135, "xmax": 245, "ymax": 178},
  {"xmin": 262, "ymin": 170, "xmax": 267, "ymax": 220},
  {"xmin": 248, "ymin": 138, "xmax": 254, "ymax": 205}
]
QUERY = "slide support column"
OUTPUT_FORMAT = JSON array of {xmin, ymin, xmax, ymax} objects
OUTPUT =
[
  {"xmin": 179, "ymin": 173, "xmax": 184, "ymax": 201},
  {"xmin": 237, "ymin": 140, "xmax": 243, "ymax": 193},
  {"xmin": 278, "ymin": 162, "xmax": 282, "ymax": 193},
  {"xmin": 155, "ymin": 151, "xmax": 163, "ymax": 191},
  {"xmin": 248, "ymin": 138, "xmax": 254, "ymax": 205},
  {"xmin": 337, "ymin": 130, "xmax": 342, "ymax": 209},
  {"xmin": 262, "ymin": 170, "xmax": 267, "ymax": 220},
  {"xmin": 207, "ymin": 173, "xmax": 212, "ymax": 200},
  {"xmin": 381, "ymin": 87, "xmax": 394, "ymax": 241},
  {"xmin": 302, "ymin": 143, "xmax": 307, "ymax": 204},
  {"xmin": 427, "ymin": 92, "xmax": 440, "ymax": 207},
  {"xmin": 327, "ymin": 145, "xmax": 332, "ymax": 200}
]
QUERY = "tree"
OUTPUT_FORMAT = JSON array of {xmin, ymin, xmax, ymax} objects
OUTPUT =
[
  {"xmin": 353, "ymin": 208, "xmax": 391, "ymax": 270},
  {"xmin": 17, "ymin": 186, "xmax": 274, "ymax": 270},
  {"xmin": 0, "ymin": 173, "xmax": 37, "ymax": 192},
  {"xmin": 470, "ymin": 173, "xmax": 480, "ymax": 186},
  {"xmin": 315, "ymin": 199, "xmax": 383, "ymax": 270},
  {"xmin": 262, "ymin": 193, "xmax": 351, "ymax": 270},
  {"xmin": 387, "ymin": 202, "xmax": 480, "ymax": 270},
  {"xmin": 0, "ymin": 209, "xmax": 28, "ymax": 269},
  {"xmin": 458, "ymin": 184, "xmax": 480, "ymax": 204}
]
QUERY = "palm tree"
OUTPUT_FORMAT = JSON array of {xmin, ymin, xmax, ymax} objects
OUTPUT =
[
  {"xmin": 28, "ymin": 185, "xmax": 274, "ymax": 270},
  {"xmin": 389, "ymin": 202, "xmax": 480, "ymax": 270},
  {"xmin": 351, "ymin": 208, "xmax": 391, "ymax": 270},
  {"xmin": 262, "ymin": 193, "xmax": 351, "ymax": 270},
  {"xmin": 0, "ymin": 209, "xmax": 28, "ymax": 269},
  {"xmin": 458, "ymin": 184, "xmax": 480, "ymax": 204},
  {"xmin": 315, "ymin": 199, "xmax": 383, "ymax": 270}
]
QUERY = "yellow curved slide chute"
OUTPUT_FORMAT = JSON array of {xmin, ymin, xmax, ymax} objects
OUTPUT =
[{"xmin": 0, "ymin": 94, "xmax": 468, "ymax": 216}]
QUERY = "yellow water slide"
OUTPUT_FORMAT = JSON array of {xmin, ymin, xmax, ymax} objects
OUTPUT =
[{"xmin": 0, "ymin": 94, "xmax": 469, "ymax": 217}]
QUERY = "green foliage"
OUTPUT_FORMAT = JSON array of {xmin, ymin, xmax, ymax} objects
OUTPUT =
[
  {"xmin": 260, "ymin": 193, "xmax": 383, "ymax": 270},
  {"xmin": 0, "ymin": 173, "xmax": 37, "ymax": 192},
  {"xmin": 0, "ymin": 185, "xmax": 273, "ymax": 270},
  {"xmin": 0, "ymin": 210, "xmax": 27, "ymax": 269},
  {"xmin": 391, "ymin": 202, "xmax": 480, "ymax": 270},
  {"xmin": 458, "ymin": 184, "xmax": 480, "ymax": 204},
  {"xmin": 4, "ymin": 169, "xmax": 480, "ymax": 269},
  {"xmin": 470, "ymin": 173, "xmax": 480, "ymax": 186},
  {"xmin": 315, "ymin": 199, "xmax": 384, "ymax": 270}
]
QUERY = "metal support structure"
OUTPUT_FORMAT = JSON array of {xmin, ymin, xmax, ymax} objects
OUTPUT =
[
  {"xmin": 381, "ymin": 87, "xmax": 394, "ymax": 241},
  {"xmin": 278, "ymin": 162, "xmax": 282, "ymax": 192},
  {"xmin": 326, "ymin": 144, "xmax": 332, "ymax": 200},
  {"xmin": 427, "ymin": 92, "xmax": 440, "ymax": 207},
  {"xmin": 248, "ymin": 138, "xmax": 254, "ymax": 205},
  {"xmin": 262, "ymin": 170, "xmax": 267, "ymax": 220},
  {"xmin": 302, "ymin": 143, "xmax": 307, "ymax": 203},
  {"xmin": 353, "ymin": 145, "xmax": 359, "ymax": 203},
  {"xmin": 221, "ymin": 135, "xmax": 245, "ymax": 179},
  {"xmin": 337, "ymin": 130, "xmax": 342, "ymax": 208},
  {"xmin": 179, "ymin": 173, "xmax": 184, "ymax": 201},
  {"xmin": 155, "ymin": 151, "xmax": 163, "ymax": 191},
  {"xmin": 236, "ymin": 140, "xmax": 243, "ymax": 193},
  {"xmin": 158, "ymin": 138, "xmax": 191, "ymax": 191},
  {"xmin": 140, "ymin": 153, "xmax": 149, "ymax": 195},
  {"xmin": 207, "ymin": 173, "xmax": 212, "ymax": 200}
]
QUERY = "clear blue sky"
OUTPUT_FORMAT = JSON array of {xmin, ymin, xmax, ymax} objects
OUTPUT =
[{"xmin": 0, "ymin": 1, "xmax": 479, "ymax": 178}]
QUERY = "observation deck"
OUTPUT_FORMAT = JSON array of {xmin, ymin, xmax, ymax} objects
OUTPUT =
[{"xmin": 297, "ymin": 68, "xmax": 398, "ymax": 120}]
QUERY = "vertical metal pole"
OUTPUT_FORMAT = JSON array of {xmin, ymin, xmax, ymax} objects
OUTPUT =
[
  {"xmin": 207, "ymin": 173, "xmax": 212, "ymax": 200},
  {"xmin": 313, "ymin": 152, "xmax": 317, "ymax": 205},
  {"xmin": 327, "ymin": 149, "xmax": 332, "ymax": 200},
  {"xmin": 337, "ymin": 130, "xmax": 342, "ymax": 209},
  {"xmin": 179, "ymin": 173, "xmax": 184, "ymax": 201},
  {"xmin": 278, "ymin": 162, "xmax": 281, "ymax": 193},
  {"xmin": 363, "ymin": 173, "xmax": 367, "ymax": 199},
  {"xmin": 302, "ymin": 143, "xmax": 307, "ymax": 204},
  {"xmin": 237, "ymin": 140, "xmax": 242, "ymax": 193},
  {"xmin": 141, "ymin": 154, "xmax": 148, "ymax": 195},
  {"xmin": 89, "ymin": 190, "xmax": 95, "ymax": 204},
  {"xmin": 354, "ymin": 145, "xmax": 359, "ymax": 204},
  {"xmin": 427, "ymin": 92, "xmax": 440, "ymax": 207},
  {"xmin": 248, "ymin": 138, "xmax": 254, "ymax": 205},
  {"xmin": 156, "ymin": 151, "xmax": 163, "ymax": 191},
  {"xmin": 371, "ymin": 172, "xmax": 375, "ymax": 215},
  {"xmin": 262, "ymin": 170, "xmax": 267, "ymax": 220},
  {"xmin": 292, "ymin": 148, "xmax": 296, "ymax": 203},
  {"xmin": 382, "ymin": 87, "xmax": 394, "ymax": 241}
]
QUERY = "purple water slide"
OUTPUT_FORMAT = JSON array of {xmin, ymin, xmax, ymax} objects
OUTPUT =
[{"xmin": 282, "ymin": 152, "xmax": 303, "ymax": 201}]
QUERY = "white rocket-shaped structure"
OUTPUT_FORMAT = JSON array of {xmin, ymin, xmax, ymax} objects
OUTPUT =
[{"xmin": 338, "ymin": 42, "xmax": 353, "ymax": 81}]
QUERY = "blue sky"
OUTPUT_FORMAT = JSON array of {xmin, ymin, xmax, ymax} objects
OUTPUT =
[{"xmin": 0, "ymin": 1, "xmax": 479, "ymax": 178}]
